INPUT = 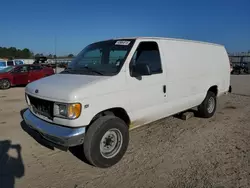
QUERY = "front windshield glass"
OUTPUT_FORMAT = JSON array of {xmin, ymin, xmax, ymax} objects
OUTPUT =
[
  {"xmin": 0, "ymin": 66, "xmax": 13, "ymax": 73},
  {"xmin": 62, "ymin": 39, "xmax": 135, "ymax": 76},
  {"xmin": 15, "ymin": 60, "xmax": 24, "ymax": 65},
  {"xmin": 0, "ymin": 61, "xmax": 6, "ymax": 67}
]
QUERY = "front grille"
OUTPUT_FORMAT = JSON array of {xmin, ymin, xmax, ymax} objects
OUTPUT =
[{"xmin": 28, "ymin": 95, "xmax": 54, "ymax": 120}]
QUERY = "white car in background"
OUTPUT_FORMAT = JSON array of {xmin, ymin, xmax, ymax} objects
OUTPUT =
[
  {"xmin": 0, "ymin": 59, "xmax": 24, "ymax": 70},
  {"xmin": 7, "ymin": 59, "xmax": 25, "ymax": 66},
  {"xmin": 0, "ymin": 59, "xmax": 7, "ymax": 70}
]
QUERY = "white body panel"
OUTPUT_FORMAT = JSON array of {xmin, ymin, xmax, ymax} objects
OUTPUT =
[
  {"xmin": 20, "ymin": 59, "xmax": 35, "ymax": 65},
  {"xmin": 25, "ymin": 37, "xmax": 230, "ymax": 128}
]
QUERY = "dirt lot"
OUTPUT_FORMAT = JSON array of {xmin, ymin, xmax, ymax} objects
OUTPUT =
[{"xmin": 0, "ymin": 75, "xmax": 250, "ymax": 188}]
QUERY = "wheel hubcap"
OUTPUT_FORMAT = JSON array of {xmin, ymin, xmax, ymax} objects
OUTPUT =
[
  {"xmin": 1, "ymin": 80, "xmax": 9, "ymax": 89},
  {"xmin": 207, "ymin": 97, "xmax": 215, "ymax": 113},
  {"xmin": 100, "ymin": 128, "xmax": 123, "ymax": 159}
]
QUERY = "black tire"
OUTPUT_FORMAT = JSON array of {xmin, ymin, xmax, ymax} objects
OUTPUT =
[
  {"xmin": 84, "ymin": 115, "xmax": 129, "ymax": 168},
  {"xmin": 0, "ymin": 79, "xmax": 11, "ymax": 89},
  {"xmin": 197, "ymin": 91, "xmax": 217, "ymax": 118}
]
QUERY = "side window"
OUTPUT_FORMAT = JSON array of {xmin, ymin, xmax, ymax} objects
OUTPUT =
[
  {"xmin": 14, "ymin": 66, "xmax": 28, "ymax": 73},
  {"xmin": 130, "ymin": 42, "xmax": 162, "ymax": 74},
  {"xmin": 30, "ymin": 65, "xmax": 42, "ymax": 71},
  {"xmin": 7, "ymin": 61, "xmax": 14, "ymax": 66}
]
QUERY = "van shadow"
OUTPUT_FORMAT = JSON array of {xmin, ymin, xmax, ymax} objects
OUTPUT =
[
  {"xmin": 0, "ymin": 140, "xmax": 25, "ymax": 188},
  {"xmin": 20, "ymin": 109, "xmax": 92, "ymax": 166},
  {"xmin": 68, "ymin": 146, "xmax": 92, "ymax": 166}
]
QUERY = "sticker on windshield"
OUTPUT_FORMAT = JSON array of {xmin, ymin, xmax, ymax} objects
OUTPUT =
[{"xmin": 115, "ymin": 41, "xmax": 130, "ymax": 45}]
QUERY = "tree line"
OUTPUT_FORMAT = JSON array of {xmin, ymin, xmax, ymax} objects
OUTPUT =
[
  {"xmin": 0, "ymin": 47, "xmax": 33, "ymax": 59},
  {"xmin": 0, "ymin": 47, "xmax": 74, "ymax": 59}
]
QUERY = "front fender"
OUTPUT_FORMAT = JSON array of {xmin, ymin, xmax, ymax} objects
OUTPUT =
[{"xmin": 79, "ymin": 93, "xmax": 131, "ymax": 126}]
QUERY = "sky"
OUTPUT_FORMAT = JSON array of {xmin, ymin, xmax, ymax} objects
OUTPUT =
[{"xmin": 0, "ymin": 0, "xmax": 249, "ymax": 56}]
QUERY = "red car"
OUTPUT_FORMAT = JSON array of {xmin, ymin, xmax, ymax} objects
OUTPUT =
[{"xmin": 0, "ymin": 64, "xmax": 54, "ymax": 89}]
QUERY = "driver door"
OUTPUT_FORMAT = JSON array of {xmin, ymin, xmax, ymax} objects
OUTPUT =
[
  {"xmin": 12, "ymin": 66, "xmax": 29, "ymax": 85},
  {"xmin": 126, "ymin": 41, "xmax": 167, "ymax": 125}
]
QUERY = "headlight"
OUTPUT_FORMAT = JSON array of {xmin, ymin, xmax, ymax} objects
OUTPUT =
[{"xmin": 54, "ymin": 103, "xmax": 81, "ymax": 119}]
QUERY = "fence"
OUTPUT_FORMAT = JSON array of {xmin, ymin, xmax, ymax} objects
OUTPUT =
[{"xmin": 229, "ymin": 55, "xmax": 250, "ymax": 64}]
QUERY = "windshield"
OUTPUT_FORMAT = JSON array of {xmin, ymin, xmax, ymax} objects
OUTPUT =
[
  {"xmin": 0, "ymin": 61, "xmax": 6, "ymax": 67},
  {"xmin": 62, "ymin": 39, "xmax": 135, "ymax": 76},
  {"xmin": 15, "ymin": 60, "xmax": 24, "ymax": 65},
  {"xmin": 0, "ymin": 66, "xmax": 13, "ymax": 73}
]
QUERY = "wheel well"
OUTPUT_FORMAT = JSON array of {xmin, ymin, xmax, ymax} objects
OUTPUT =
[
  {"xmin": 1, "ymin": 78, "xmax": 10, "ymax": 81},
  {"xmin": 208, "ymin": 85, "xmax": 218, "ymax": 96},
  {"xmin": 89, "ymin": 108, "xmax": 131, "ymax": 126},
  {"xmin": 0, "ymin": 78, "xmax": 10, "ymax": 83}
]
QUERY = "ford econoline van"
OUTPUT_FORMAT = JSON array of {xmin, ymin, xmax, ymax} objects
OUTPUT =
[{"xmin": 23, "ymin": 37, "xmax": 231, "ymax": 168}]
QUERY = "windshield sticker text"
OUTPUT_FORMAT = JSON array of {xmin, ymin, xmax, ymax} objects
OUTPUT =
[{"xmin": 115, "ymin": 41, "xmax": 130, "ymax": 45}]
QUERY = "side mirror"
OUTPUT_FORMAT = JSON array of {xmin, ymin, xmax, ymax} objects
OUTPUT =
[{"xmin": 131, "ymin": 63, "xmax": 151, "ymax": 77}]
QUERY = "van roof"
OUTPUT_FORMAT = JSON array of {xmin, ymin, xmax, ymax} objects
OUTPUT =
[{"xmin": 112, "ymin": 37, "xmax": 223, "ymax": 47}]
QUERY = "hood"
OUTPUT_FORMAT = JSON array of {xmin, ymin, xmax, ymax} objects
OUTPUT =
[{"xmin": 25, "ymin": 74, "xmax": 112, "ymax": 102}]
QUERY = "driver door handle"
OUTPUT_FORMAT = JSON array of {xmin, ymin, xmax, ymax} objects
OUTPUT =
[{"xmin": 163, "ymin": 85, "xmax": 166, "ymax": 93}]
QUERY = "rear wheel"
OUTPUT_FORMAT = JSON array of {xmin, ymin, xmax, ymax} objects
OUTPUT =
[
  {"xmin": 197, "ymin": 91, "xmax": 217, "ymax": 118},
  {"xmin": 84, "ymin": 115, "xmax": 129, "ymax": 168},
  {"xmin": 0, "ymin": 79, "xmax": 11, "ymax": 89}
]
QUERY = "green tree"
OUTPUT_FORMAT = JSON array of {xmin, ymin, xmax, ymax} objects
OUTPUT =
[
  {"xmin": 0, "ymin": 46, "xmax": 32, "ymax": 59},
  {"xmin": 68, "ymin": 54, "xmax": 74, "ymax": 58},
  {"xmin": 35, "ymin": 53, "xmax": 40, "ymax": 58},
  {"xmin": 22, "ymin": 48, "xmax": 32, "ymax": 58}
]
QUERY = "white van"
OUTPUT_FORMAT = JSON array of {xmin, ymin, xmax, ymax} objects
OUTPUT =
[{"xmin": 23, "ymin": 37, "xmax": 231, "ymax": 168}]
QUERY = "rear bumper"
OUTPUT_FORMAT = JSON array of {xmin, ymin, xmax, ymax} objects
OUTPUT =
[{"xmin": 23, "ymin": 109, "xmax": 86, "ymax": 147}]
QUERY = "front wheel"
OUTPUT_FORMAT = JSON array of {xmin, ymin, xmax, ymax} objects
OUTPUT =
[
  {"xmin": 0, "ymin": 79, "xmax": 11, "ymax": 89},
  {"xmin": 84, "ymin": 115, "xmax": 129, "ymax": 168},
  {"xmin": 197, "ymin": 91, "xmax": 217, "ymax": 118}
]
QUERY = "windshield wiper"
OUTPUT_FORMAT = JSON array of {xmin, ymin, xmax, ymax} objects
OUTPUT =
[
  {"xmin": 80, "ymin": 67, "xmax": 103, "ymax": 75},
  {"xmin": 61, "ymin": 67, "xmax": 103, "ymax": 75}
]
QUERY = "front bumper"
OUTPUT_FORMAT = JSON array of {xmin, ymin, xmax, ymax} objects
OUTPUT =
[{"xmin": 23, "ymin": 109, "xmax": 86, "ymax": 147}]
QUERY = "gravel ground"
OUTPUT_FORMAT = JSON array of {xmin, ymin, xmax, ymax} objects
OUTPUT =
[
  {"xmin": 230, "ymin": 75, "xmax": 250, "ymax": 96},
  {"xmin": 0, "ymin": 75, "xmax": 250, "ymax": 188}
]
